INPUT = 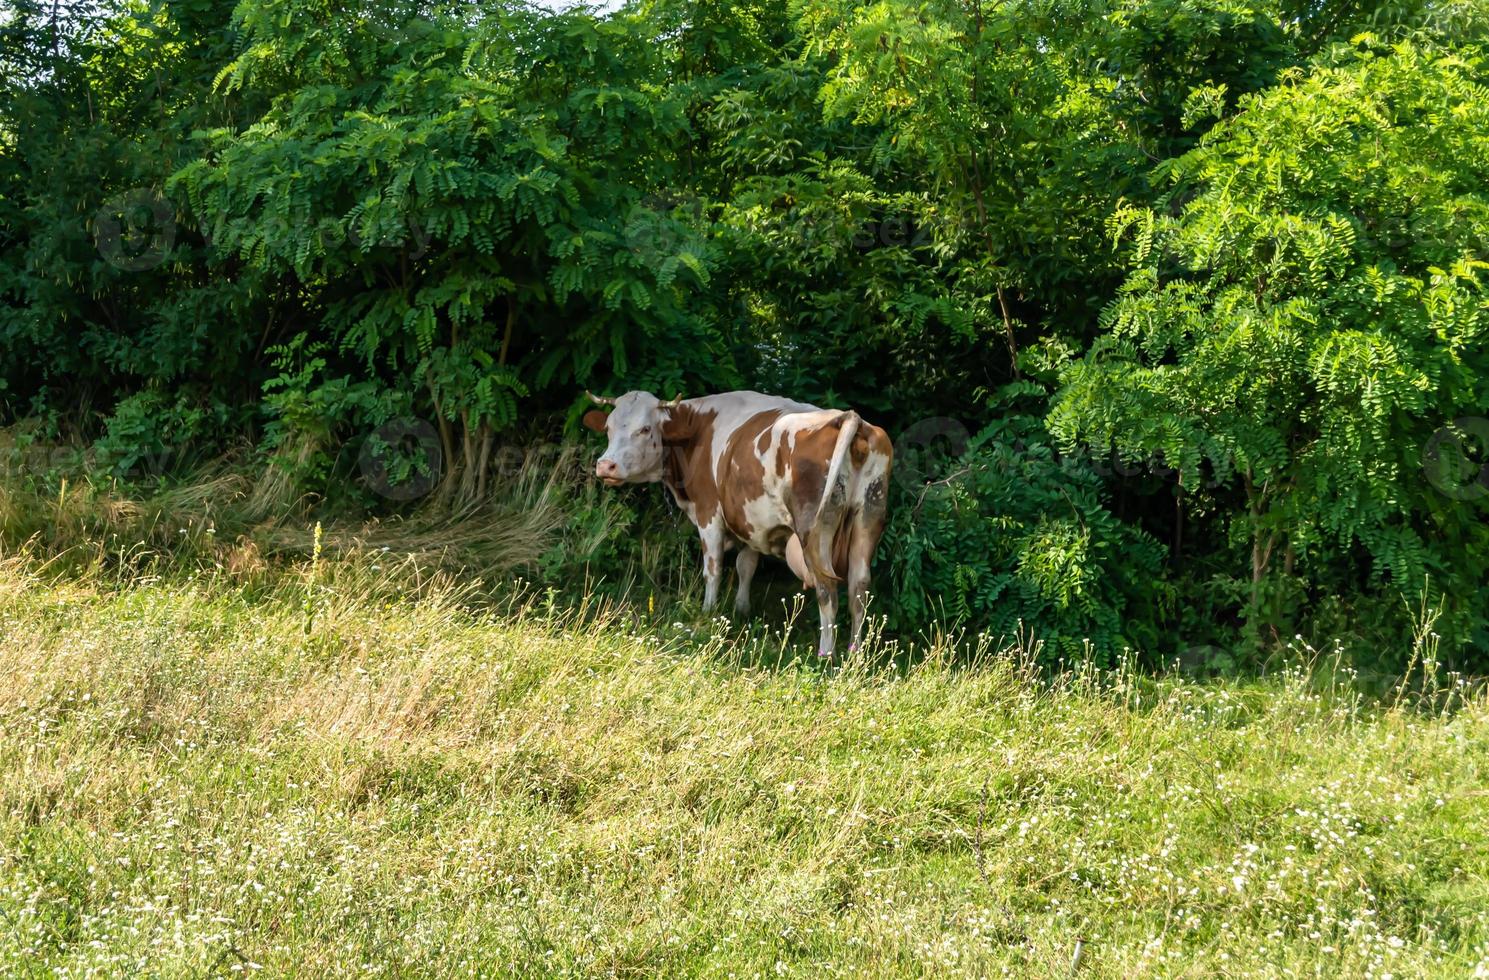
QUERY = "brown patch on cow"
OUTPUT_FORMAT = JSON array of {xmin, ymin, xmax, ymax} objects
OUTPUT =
[
  {"xmin": 719, "ymin": 410, "xmax": 781, "ymax": 539},
  {"xmin": 581, "ymin": 409, "xmax": 609, "ymax": 433},
  {"xmin": 788, "ymin": 458, "xmax": 823, "ymax": 531},
  {"xmin": 660, "ymin": 404, "xmax": 721, "ymax": 527},
  {"xmin": 831, "ymin": 523, "xmax": 853, "ymax": 579}
]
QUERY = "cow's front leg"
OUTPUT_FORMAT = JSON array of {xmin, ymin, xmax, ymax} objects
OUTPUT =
[
  {"xmin": 700, "ymin": 521, "xmax": 727, "ymax": 612},
  {"xmin": 734, "ymin": 548, "xmax": 760, "ymax": 616},
  {"xmin": 814, "ymin": 582, "xmax": 839, "ymax": 659}
]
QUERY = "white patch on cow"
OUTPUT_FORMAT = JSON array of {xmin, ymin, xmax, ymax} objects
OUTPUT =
[
  {"xmin": 699, "ymin": 513, "xmax": 729, "ymax": 611},
  {"xmin": 860, "ymin": 449, "xmax": 891, "ymax": 494},
  {"xmin": 741, "ymin": 493, "xmax": 785, "ymax": 554}
]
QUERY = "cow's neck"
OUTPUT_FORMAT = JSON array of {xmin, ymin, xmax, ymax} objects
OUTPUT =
[
  {"xmin": 660, "ymin": 404, "xmax": 703, "ymax": 501},
  {"xmin": 661, "ymin": 441, "xmax": 687, "ymax": 503},
  {"xmin": 659, "ymin": 403, "xmax": 719, "ymax": 522}
]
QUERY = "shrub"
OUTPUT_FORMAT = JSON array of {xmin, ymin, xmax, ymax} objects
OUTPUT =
[
  {"xmin": 94, "ymin": 389, "xmax": 229, "ymax": 479},
  {"xmin": 883, "ymin": 417, "xmax": 1169, "ymax": 663}
]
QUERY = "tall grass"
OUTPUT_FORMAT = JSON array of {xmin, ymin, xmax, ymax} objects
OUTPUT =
[
  {"xmin": 0, "ymin": 555, "xmax": 1485, "ymax": 977},
  {"xmin": 0, "ymin": 438, "xmax": 668, "ymax": 598}
]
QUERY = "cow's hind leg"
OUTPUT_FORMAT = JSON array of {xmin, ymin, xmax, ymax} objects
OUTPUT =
[
  {"xmin": 847, "ymin": 519, "xmax": 885, "ymax": 652},
  {"xmin": 734, "ymin": 548, "xmax": 760, "ymax": 616},
  {"xmin": 814, "ymin": 582, "xmax": 839, "ymax": 659},
  {"xmin": 847, "ymin": 440, "xmax": 892, "ymax": 653}
]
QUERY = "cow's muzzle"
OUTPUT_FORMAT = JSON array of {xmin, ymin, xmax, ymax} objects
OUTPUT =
[{"xmin": 595, "ymin": 459, "xmax": 623, "ymax": 486}]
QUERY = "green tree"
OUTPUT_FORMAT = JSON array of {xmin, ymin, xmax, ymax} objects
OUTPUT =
[
  {"xmin": 886, "ymin": 415, "xmax": 1168, "ymax": 662},
  {"xmin": 0, "ymin": 0, "xmax": 262, "ymax": 453},
  {"xmin": 1050, "ymin": 40, "xmax": 1489, "ymax": 653},
  {"xmin": 171, "ymin": 0, "xmax": 724, "ymax": 501}
]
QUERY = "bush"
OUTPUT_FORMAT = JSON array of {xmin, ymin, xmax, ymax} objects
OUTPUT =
[
  {"xmin": 883, "ymin": 417, "xmax": 1169, "ymax": 663},
  {"xmin": 94, "ymin": 389, "xmax": 229, "ymax": 479}
]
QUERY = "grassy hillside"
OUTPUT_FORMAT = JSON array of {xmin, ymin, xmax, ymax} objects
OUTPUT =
[{"xmin": 1, "ymin": 557, "xmax": 1486, "ymax": 977}]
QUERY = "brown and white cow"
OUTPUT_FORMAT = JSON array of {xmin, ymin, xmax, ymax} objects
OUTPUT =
[{"xmin": 582, "ymin": 389, "xmax": 893, "ymax": 658}]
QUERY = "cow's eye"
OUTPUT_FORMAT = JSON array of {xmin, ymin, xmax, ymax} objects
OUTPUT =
[{"xmin": 638, "ymin": 425, "xmax": 651, "ymax": 436}]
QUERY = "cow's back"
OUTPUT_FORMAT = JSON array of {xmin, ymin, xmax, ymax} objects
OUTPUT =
[
  {"xmin": 662, "ymin": 391, "xmax": 816, "ymax": 536},
  {"xmin": 695, "ymin": 390, "xmax": 820, "ymax": 465},
  {"xmin": 715, "ymin": 403, "xmax": 845, "ymax": 558}
]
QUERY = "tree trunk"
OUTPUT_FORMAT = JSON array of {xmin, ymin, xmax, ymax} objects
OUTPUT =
[
  {"xmin": 1243, "ymin": 468, "xmax": 1277, "ymax": 647},
  {"xmin": 475, "ymin": 424, "xmax": 494, "ymax": 500},
  {"xmin": 428, "ymin": 371, "xmax": 458, "ymax": 507}
]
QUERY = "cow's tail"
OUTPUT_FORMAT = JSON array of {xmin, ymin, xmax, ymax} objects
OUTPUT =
[{"xmin": 804, "ymin": 410, "xmax": 860, "ymax": 586}]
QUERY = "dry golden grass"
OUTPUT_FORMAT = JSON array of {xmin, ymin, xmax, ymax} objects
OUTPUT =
[{"xmin": 0, "ymin": 442, "xmax": 640, "ymax": 597}]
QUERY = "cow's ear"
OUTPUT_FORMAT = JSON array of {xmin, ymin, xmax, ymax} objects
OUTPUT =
[{"xmin": 581, "ymin": 409, "xmax": 609, "ymax": 433}]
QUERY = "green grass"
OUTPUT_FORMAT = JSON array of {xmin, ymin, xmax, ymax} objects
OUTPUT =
[{"xmin": 1, "ymin": 557, "xmax": 1486, "ymax": 977}]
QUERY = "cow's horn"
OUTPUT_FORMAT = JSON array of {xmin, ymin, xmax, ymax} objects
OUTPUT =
[
  {"xmin": 586, "ymin": 390, "xmax": 617, "ymax": 406},
  {"xmin": 664, "ymin": 393, "xmax": 685, "ymax": 409}
]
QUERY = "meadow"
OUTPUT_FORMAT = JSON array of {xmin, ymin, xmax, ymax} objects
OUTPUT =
[
  {"xmin": 7, "ymin": 1, "xmax": 1489, "ymax": 974},
  {"xmin": 2, "ymin": 553, "xmax": 1486, "ymax": 978}
]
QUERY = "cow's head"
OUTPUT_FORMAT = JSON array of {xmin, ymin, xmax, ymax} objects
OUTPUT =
[{"xmin": 583, "ymin": 390, "xmax": 684, "ymax": 486}]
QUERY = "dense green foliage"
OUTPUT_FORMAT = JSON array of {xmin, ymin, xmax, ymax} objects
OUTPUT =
[
  {"xmin": 885, "ymin": 416, "xmax": 1168, "ymax": 660},
  {"xmin": 3, "ymin": 0, "xmax": 1488, "ymax": 666},
  {"xmin": 1052, "ymin": 38, "xmax": 1489, "ymax": 651}
]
